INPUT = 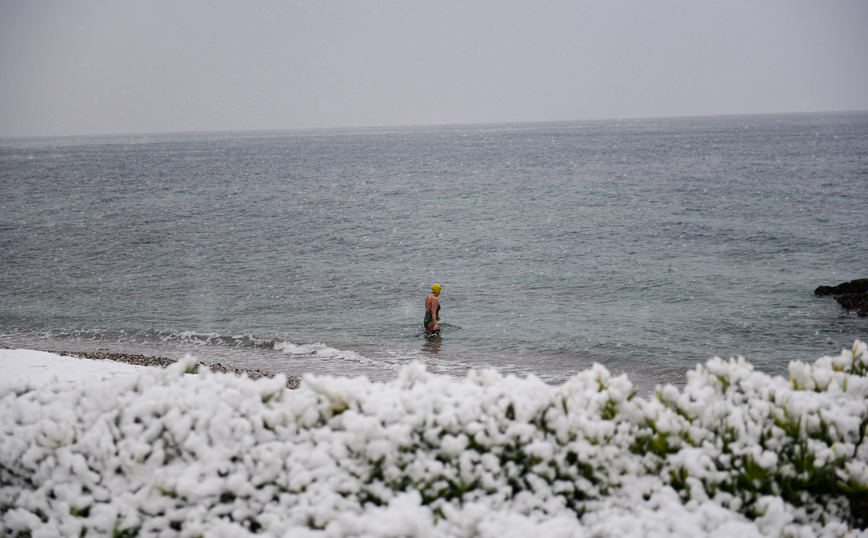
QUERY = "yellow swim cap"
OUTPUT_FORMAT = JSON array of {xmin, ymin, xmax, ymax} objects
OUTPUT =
[{"xmin": 431, "ymin": 283, "xmax": 441, "ymax": 293}]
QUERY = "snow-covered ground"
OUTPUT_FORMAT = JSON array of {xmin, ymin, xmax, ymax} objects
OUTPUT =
[
  {"xmin": 1, "ymin": 345, "xmax": 867, "ymax": 537},
  {"xmin": 1, "ymin": 349, "xmax": 148, "ymax": 388}
]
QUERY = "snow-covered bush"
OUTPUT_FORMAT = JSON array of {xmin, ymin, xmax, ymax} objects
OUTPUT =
[
  {"xmin": 1, "ymin": 342, "xmax": 867, "ymax": 537},
  {"xmin": 650, "ymin": 346, "xmax": 868, "ymax": 527}
]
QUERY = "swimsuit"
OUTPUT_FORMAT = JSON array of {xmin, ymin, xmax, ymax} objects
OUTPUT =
[{"xmin": 423, "ymin": 303, "xmax": 440, "ymax": 330}]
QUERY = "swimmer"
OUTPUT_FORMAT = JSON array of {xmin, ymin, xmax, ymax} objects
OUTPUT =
[{"xmin": 424, "ymin": 284, "xmax": 442, "ymax": 337}]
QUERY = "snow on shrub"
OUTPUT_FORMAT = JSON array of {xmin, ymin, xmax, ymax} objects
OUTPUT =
[{"xmin": 1, "ymin": 342, "xmax": 867, "ymax": 537}]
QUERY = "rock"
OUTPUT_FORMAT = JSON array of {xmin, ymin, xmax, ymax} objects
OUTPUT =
[
  {"xmin": 838, "ymin": 293, "xmax": 868, "ymax": 317},
  {"xmin": 815, "ymin": 278, "xmax": 868, "ymax": 317},
  {"xmin": 815, "ymin": 278, "xmax": 868, "ymax": 296}
]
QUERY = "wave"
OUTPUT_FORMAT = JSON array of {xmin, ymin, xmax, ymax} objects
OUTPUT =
[
  {"xmin": 0, "ymin": 326, "xmax": 401, "ymax": 373},
  {"xmin": 0, "ymin": 326, "xmax": 282, "ymax": 351},
  {"xmin": 166, "ymin": 331, "xmax": 278, "ymax": 349},
  {"xmin": 275, "ymin": 340, "xmax": 401, "ymax": 371},
  {"xmin": 157, "ymin": 330, "xmax": 401, "ymax": 371}
]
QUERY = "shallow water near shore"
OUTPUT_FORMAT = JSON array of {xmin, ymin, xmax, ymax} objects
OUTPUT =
[{"xmin": 1, "ymin": 112, "xmax": 866, "ymax": 392}]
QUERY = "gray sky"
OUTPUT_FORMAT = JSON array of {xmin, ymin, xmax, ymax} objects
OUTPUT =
[{"xmin": 2, "ymin": 0, "xmax": 867, "ymax": 137}]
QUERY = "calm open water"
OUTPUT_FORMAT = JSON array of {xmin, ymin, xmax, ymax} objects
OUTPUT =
[{"xmin": 1, "ymin": 112, "xmax": 866, "ymax": 392}]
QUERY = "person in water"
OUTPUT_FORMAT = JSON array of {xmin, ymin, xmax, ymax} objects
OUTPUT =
[{"xmin": 424, "ymin": 283, "xmax": 442, "ymax": 336}]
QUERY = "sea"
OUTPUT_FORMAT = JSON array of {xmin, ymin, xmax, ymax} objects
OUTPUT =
[{"xmin": 1, "ymin": 112, "xmax": 866, "ymax": 393}]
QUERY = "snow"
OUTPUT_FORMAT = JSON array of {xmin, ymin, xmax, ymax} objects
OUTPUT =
[
  {"xmin": 1, "ymin": 344, "xmax": 867, "ymax": 537},
  {"xmin": 0, "ymin": 349, "xmax": 147, "ymax": 388}
]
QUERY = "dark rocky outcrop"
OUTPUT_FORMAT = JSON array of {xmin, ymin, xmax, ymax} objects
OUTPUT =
[{"xmin": 815, "ymin": 278, "xmax": 868, "ymax": 317}]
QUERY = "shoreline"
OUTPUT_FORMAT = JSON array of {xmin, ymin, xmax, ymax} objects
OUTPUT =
[{"xmin": 39, "ymin": 349, "xmax": 302, "ymax": 389}]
